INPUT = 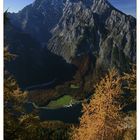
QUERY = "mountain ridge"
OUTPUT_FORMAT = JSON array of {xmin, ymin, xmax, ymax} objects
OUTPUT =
[{"xmin": 5, "ymin": 0, "xmax": 136, "ymax": 88}]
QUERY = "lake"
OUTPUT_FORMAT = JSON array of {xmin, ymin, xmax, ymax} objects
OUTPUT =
[{"xmin": 24, "ymin": 101, "xmax": 83, "ymax": 123}]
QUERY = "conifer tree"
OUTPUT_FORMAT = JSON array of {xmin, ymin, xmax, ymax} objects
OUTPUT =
[
  {"xmin": 123, "ymin": 64, "xmax": 136, "ymax": 102},
  {"xmin": 72, "ymin": 69, "xmax": 125, "ymax": 140}
]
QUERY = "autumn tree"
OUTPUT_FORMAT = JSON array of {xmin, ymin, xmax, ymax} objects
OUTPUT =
[
  {"xmin": 72, "ymin": 68, "xmax": 126, "ymax": 140},
  {"xmin": 4, "ymin": 41, "xmax": 28, "ymax": 140},
  {"xmin": 122, "ymin": 64, "xmax": 136, "ymax": 103},
  {"xmin": 121, "ymin": 64, "xmax": 136, "ymax": 140},
  {"xmin": 4, "ymin": 13, "xmax": 42, "ymax": 139}
]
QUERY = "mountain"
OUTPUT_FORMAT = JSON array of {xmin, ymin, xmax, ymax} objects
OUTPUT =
[
  {"xmin": 4, "ymin": 22, "xmax": 76, "ymax": 88},
  {"xmin": 48, "ymin": 0, "xmax": 136, "ymax": 73},
  {"xmin": 5, "ymin": 0, "xmax": 136, "ymax": 88},
  {"xmin": 8, "ymin": 0, "xmax": 64, "ymax": 46}
]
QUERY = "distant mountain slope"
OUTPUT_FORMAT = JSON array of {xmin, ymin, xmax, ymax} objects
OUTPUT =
[
  {"xmin": 5, "ymin": 0, "xmax": 136, "ymax": 88},
  {"xmin": 5, "ymin": 22, "xmax": 76, "ymax": 88},
  {"xmin": 8, "ymin": 0, "xmax": 64, "ymax": 46}
]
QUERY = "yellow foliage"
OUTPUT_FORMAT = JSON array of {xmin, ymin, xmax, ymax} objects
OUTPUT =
[
  {"xmin": 72, "ymin": 68, "xmax": 126, "ymax": 140},
  {"xmin": 4, "ymin": 47, "xmax": 16, "ymax": 61},
  {"xmin": 122, "ymin": 64, "xmax": 136, "ymax": 103},
  {"xmin": 4, "ymin": 72, "xmax": 27, "ymax": 105},
  {"xmin": 123, "ymin": 112, "xmax": 136, "ymax": 140}
]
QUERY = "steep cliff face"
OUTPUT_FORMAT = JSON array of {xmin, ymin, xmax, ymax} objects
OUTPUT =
[
  {"xmin": 48, "ymin": 0, "xmax": 136, "ymax": 73},
  {"xmin": 5, "ymin": 0, "xmax": 136, "ymax": 87}
]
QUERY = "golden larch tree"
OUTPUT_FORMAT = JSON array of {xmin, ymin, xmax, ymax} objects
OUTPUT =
[{"xmin": 72, "ymin": 68, "xmax": 126, "ymax": 140}]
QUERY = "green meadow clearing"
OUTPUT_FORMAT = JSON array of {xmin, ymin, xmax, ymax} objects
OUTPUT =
[{"xmin": 47, "ymin": 95, "xmax": 77, "ymax": 109}]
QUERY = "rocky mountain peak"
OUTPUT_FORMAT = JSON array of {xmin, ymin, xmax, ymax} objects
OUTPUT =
[
  {"xmin": 32, "ymin": 0, "xmax": 64, "ymax": 11},
  {"xmin": 5, "ymin": 0, "xmax": 136, "ymax": 87},
  {"xmin": 47, "ymin": 0, "xmax": 136, "ymax": 74},
  {"xmin": 8, "ymin": 0, "xmax": 65, "ymax": 45}
]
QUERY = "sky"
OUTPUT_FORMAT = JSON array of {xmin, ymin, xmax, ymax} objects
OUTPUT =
[
  {"xmin": 109, "ymin": 0, "xmax": 136, "ymax": 17},
  {"xmin": 4, "ymin": 0, "xmax": 136, "ymax": 17}
]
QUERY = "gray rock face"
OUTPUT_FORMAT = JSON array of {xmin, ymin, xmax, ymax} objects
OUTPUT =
[
  {"xmin": 5, "ymin": 0, "xmax": 136, "ymax": 87},
  {"xmin": 48, "ymin": 0, "xmax": 136, "ymax": 72}
]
